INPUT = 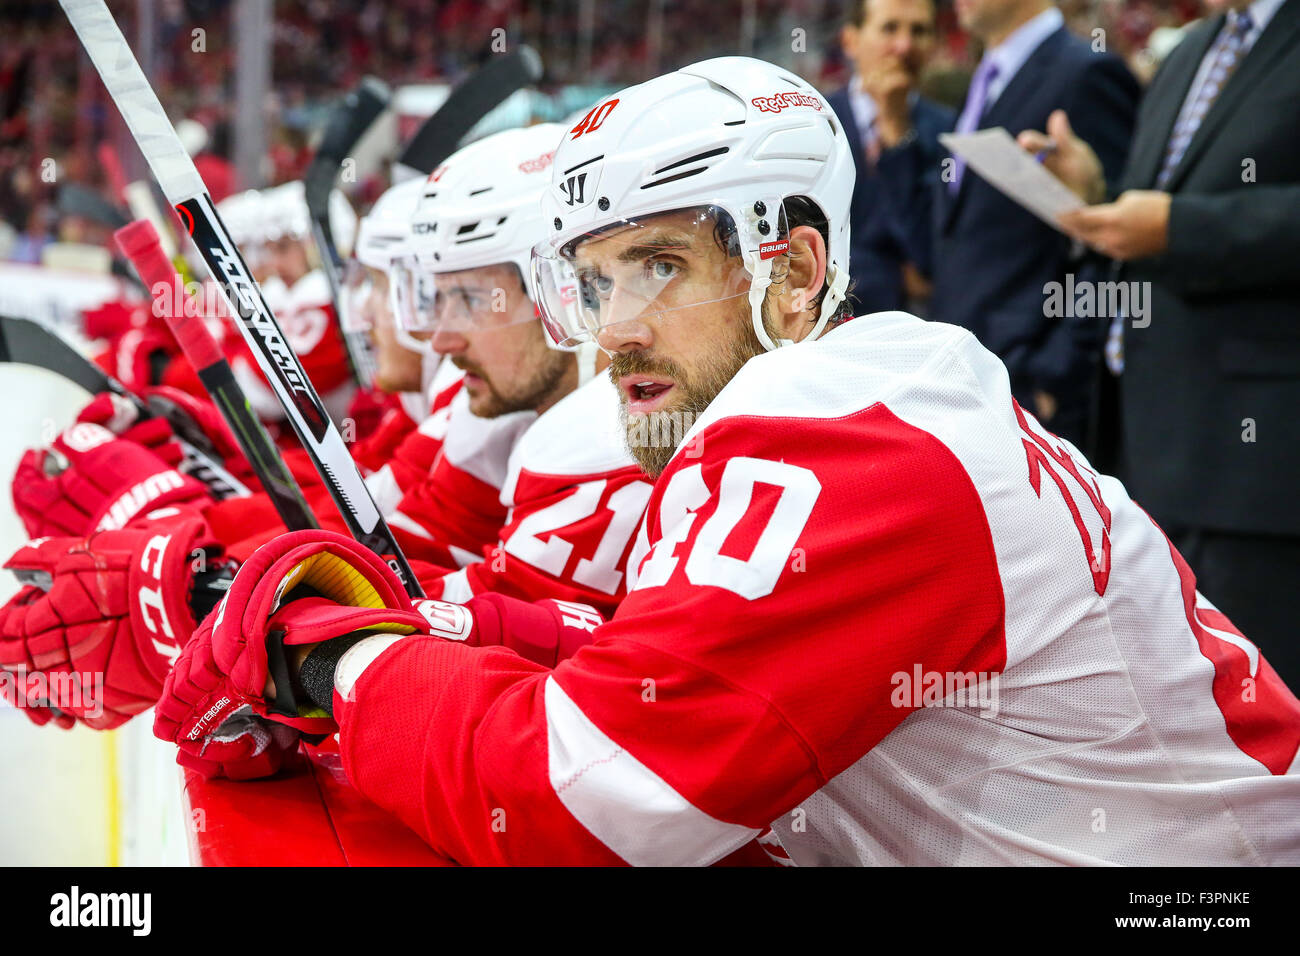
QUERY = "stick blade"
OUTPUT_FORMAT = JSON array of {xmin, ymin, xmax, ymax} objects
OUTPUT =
[{"xmin": 397, "ymin": 46, "xmax": 544, "ymax": 175}]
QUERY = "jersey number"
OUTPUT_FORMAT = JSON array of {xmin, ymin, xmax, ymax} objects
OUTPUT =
[
  {"xmin": 1016, "ymin": 403, "xmax": 1112, "ymax": 596},
  {"xmin": 503, "ymin": 478, "xmax": 653, "ymax": 594},
  {"xmin": 634, "ymin": 457, "xmax": 820, "ymax": 601}
]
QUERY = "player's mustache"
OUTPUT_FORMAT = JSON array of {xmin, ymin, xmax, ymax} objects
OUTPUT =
[
  {"xmin": 452, "ymin": 358, "xmax": 488, "ymax": 381},
  {"xmin": 608, "ymin": 353, "xmax": 688, "ymax": 388}
]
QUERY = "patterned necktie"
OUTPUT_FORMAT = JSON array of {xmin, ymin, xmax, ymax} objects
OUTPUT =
[
  {"xmin": 1156, "ymin": 10, "xmax": 1255, "ymax": 189},
  {"xmin": 948, "ymin": 59, "xmax": 1001, "ymax": 194},
  {"xmin": 864, "ymin": 120, "xmax": 882, "ymax": 168}
]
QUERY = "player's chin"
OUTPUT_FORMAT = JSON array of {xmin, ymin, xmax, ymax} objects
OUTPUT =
[
  {"xmin": 620, "ymin": 406, "xmax": 694, "ymax": 479},
  {"xmin": 465, "ymin": 382, "xmax": 502, "ymax": 417},
  {"xmin": 625, "ymin": 436, "xmax": 678, "ymax": 480}
]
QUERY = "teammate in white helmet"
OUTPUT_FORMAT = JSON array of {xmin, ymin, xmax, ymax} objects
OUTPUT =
[
  {"xmin": 154, "ymin": 55, "xmax": 1300, "ymax": 866},
  {"xmin": 226, "ymin": 180, "xmax": 360, "ymax": 425},
  {"xmin": 2, "ymin": 124, "xmax": 661, "ymax": 789}
]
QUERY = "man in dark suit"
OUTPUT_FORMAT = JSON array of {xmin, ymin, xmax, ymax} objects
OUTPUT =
[
  {"xmin": 1023, "ymin": 0, "xmax": 1300, "ymax": 686},
  {"xmin": 879, "ymin": 0, "xmax": 1139, "ymax": 446},
  {"xmin": 826, "ymin": 0, "xmax": 954, "ymax": 316}
]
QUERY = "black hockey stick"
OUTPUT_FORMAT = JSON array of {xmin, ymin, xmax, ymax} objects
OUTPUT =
[
  {"xmin": 394, "ymin": 46, "xmax": 544, "ymax": 178},
  {"xmin": 304, "ymin": 76, "xmax": 391, "ymax": 387},
  {"xmin": 114, "ymin": 220, "xmax": 319, "ymax": 532},
  {"xmin": 56, "ymin": 182, "xmax": 130, "ymax": 230},
  {"xmin": 59, "ymin": 0, "xmax": 423, "ymax": 597},
  {"xmin": 0, "ymin": 313, "xmax": 251, "ymax": 501}
]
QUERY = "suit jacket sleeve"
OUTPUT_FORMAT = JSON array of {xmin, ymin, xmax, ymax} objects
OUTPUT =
[{"xmin": 1156, "ymin": 186, "xmax": 1300, "ymax": 293}]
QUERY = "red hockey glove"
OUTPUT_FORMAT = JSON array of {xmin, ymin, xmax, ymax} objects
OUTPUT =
[
  {"xmin": 77, "ymin": 392, "xmax": 184, "ymax": 466},
  {"xmin": 94, "ymin": 321, "xmax": 175, "ymax": 393},
  {"xmin": 0, "ymin": 514, "xmax": 222, "ymax": 730},
  {"xmin": 0, "ymin": 654, "xmax": 75, "ymax": 729},
  {"xmin": 154, "ymin": 530, "xmax": 430, "ymax": 778},
  {"xmin": 80, "ymin": 387, "xmax": 255, "ymax": 485},
  {"xmin": 11, "ymin": 421, "xmax": 210, "ymax": 539}
]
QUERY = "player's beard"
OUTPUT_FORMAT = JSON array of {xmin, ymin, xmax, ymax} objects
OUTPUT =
[
  {"xmin": 454, "ymin": 348, "xmax": 570, "ymax": 418},
  {"xmin": 612, "ymin": 302, "xmax": 769, "ymax": 478}
]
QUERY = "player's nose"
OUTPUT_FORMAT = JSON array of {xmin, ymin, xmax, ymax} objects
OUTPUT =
[
  {"xmin": 430, "ymin": 324, "xmax": 468, "ymax": 355},
  {"xmin": 596, "ymin": 316, "xmax": 654, "ymax": 354}
]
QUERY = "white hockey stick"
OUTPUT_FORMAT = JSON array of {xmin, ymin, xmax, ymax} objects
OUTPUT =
[{"xmin": 59, "ymin": 0, "xmax": 423, "ymax": 597}]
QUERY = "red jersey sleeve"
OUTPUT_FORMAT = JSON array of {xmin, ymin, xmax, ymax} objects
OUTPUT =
[{"xmin": 335, "ymin": 404, "xmax": 1008, "ymax": 864}]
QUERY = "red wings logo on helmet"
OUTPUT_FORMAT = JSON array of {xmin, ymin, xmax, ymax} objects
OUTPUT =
[
  {"xmin": 751, "ymin": 91, "xmax": 824, "ymax": 114},
  {"xmin": 518, "ymin": 151, "xmax": 556, "ymax": 174}
]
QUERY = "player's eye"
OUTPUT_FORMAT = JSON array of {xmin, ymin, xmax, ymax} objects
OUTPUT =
[
  {"xmin": 647, "ymin": 258, "xmax": 680, "ymax": 282},
  {"xmin": 578, "ymin": 270, "xmax": 614, "ymax": 303}
]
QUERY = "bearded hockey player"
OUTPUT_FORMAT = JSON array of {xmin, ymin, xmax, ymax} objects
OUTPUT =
[
  {"xmin": 0, "ymin": 124, "xmax": 649, "ymax": 764},
  {"xmin": 148, "ymin": 55, "xmax": 1300, "ymax": 865}
]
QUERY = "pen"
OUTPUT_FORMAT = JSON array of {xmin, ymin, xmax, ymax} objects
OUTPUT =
[{"xmin": 1035, "ymin": 138, "xmax": 1058, "ymax": 164}]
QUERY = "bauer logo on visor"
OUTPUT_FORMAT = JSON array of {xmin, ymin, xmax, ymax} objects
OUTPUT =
[{"xmin": 759, "ymin": 239, "xmax": 791, "ymax": 259}]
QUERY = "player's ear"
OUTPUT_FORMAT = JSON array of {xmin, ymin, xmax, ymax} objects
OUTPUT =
[{"xmin": 771, "ymin": 224, "xmax": 827, "ymax": 343}]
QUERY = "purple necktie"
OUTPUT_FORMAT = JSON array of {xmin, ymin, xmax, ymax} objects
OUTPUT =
[
  {"xmin": 949, "ymin": 59, "xmax": 1001, "ymax": 194},
  {"xmin": 1156, "ymin": 10, "xmax": 1254, "ymax": 189}
]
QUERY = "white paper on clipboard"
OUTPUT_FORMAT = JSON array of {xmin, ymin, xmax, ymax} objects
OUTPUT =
[{"xmin": 939, "ymin": 127, "xmax": 1084, "ymax": 230}]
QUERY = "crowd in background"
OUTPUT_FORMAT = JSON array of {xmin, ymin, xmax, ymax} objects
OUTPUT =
[{"xmin": 1, "ymin": 0, "xmax": 1205, "ymax": 258}]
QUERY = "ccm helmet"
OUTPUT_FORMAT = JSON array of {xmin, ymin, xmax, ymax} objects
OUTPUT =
[{"xmin": 392, "ymin": 123, "xmax": 598, "ymax": 381}]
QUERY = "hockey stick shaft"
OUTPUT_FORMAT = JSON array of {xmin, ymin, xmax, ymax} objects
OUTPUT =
[
  {"xmin": 305, "ymin": 76, "xmax": 390, "ymax": 387},
  {"xmin": 114, "ymin": 219, "xmax": 319, "ymax": 532},
  {"xmin": 0, "ymin": 313, "xmax": 250, "ymax": 500},
  {"xmin": 395, "ymin": 46, "xmax": 543, "ymax": 178},
  {"xmin": 61, "ymin": 0, "xmax": 423, "ymax": 597}
]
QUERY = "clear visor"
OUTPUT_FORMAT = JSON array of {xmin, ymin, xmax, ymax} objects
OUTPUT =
[
  {"xmin": 531, "ymin": 205, "xmax": 765, "ymax": 350},
  {"xmin": 390, "ymin": 255, "xmax": 538, "ymax": 336},
  {"xmin": 340, "ymin": 257, "xmax": 378, "ymax": 332}
]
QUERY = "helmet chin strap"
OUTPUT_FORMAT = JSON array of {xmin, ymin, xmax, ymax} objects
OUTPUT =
[
  {"xmin": 395, "ymin": 324, "xmax": 429, "ymax": 356},
  {"xmin": 419, "ymin": 348, "xmax": 444, "ymax": 398},
  {"xmin": 575, "ymin": 342, "xmax": 599, "ymax": 386},
  {"xmin": 748, "ymin": 255, "xmax": 850, "ymax": 352},
  {"xmin": 811, "ymin": 263, "xmax": 850, "ymax": 340},
  {"xmin": 747, "ymin": 254, "xmax": 789, "ymax": 352}
]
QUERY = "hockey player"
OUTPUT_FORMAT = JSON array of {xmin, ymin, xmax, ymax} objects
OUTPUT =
[
  {"xmin": 207, "ymin": 123, "xmax": 652, "ymax": 611},
  {"xmin": 150, "ymin": 56, "xmax": 1300, "ymax": 865},
  {"xmin": 227, "ymin": 180, "xmax": 360, "ymax": 428},
  {"xmin": 1, "ymin": 124, "xmax": 650, "ymax": 755}
]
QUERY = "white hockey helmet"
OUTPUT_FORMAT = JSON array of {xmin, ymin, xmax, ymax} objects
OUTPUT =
[
  {"xmin": 216, "ymin": 189, "xmax": 265, "ymax": 247},
  {"xmin": 354, "ymin": 177, "xmax": 425, "ymax": 270},
  {"xmin": 392, "ymin": 123, "xmax": 560, "ymax": 328},
  {"xmin": 532, "ymin": 56, "xmax": 853, "ymax": 353},
  {"xmin": 261, "ymin": 180, "xmax": 358, "ymax": 257},
  {"xmin": 391, "ymin": 122, "xmax": 601, "ymax": 382},
  {"xmin": 343, "ymin": 176, "xmax": 427, "ymax": 353}
]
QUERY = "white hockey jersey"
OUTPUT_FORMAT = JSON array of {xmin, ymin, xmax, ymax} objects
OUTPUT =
[
  {"xmin": 427, "ymin": 373, "xmax": 652, "ymax": 617},
  {"xmin": 336, "ymin": 311, "xmax": 1300, "ymax": 866}
]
